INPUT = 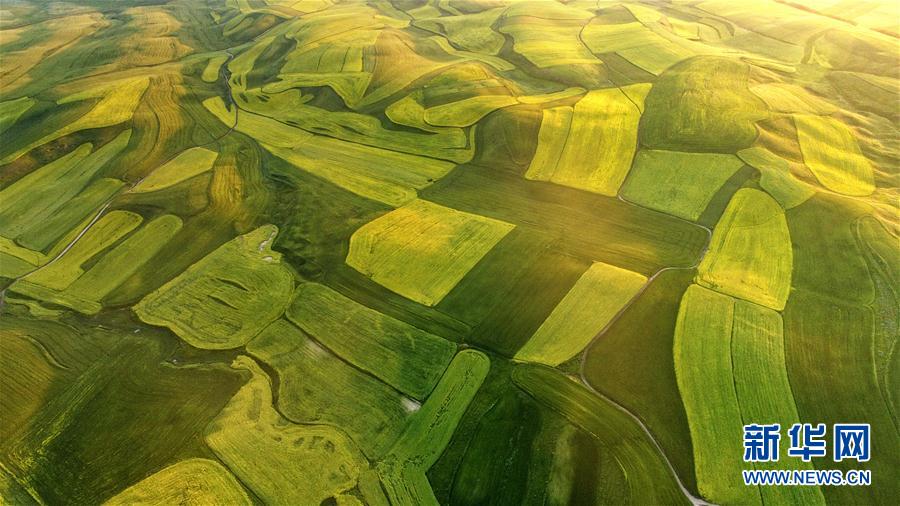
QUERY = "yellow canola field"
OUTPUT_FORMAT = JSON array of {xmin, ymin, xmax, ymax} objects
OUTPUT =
[
  {"xmin": 347, "ymin": 199, "xmax": 514, "ymax": 306},
  {"xmin": 516, "ymin": 261, "xmax": 647, "ymax": 366},
  {"xmin": 697, "ymin": 189, "xmax": 792, "ymax": 310},
  {"xmin": 526, "ymin": 85, "xmax": 649, "ymax": 196},
  {"xmin": 794, "ymin": 114, "xmax": 875, "ymax": 196},
  {"xmin": 104, "ymin": 459, "xmax": 251, "ymax": 506},
  {"xmin": 131, "ymin": 147, "xmax": 219, "ymax": 193}
]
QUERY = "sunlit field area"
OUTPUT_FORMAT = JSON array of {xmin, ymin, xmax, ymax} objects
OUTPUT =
[{"xmin": 0, "ymin": 0, "xmax": 898, "ymax": 504}]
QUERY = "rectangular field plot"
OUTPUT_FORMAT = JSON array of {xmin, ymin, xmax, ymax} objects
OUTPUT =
[
  {"xmin": 286, "ymin": 282, "xmax": 456, "ymax": 399},
  {"xmin": 347, "ymin": 199, "xmax": 514, "ymax": 306},
  {"xmin": 675, "ymin": 285, "xmax": 824, "ymax": 506},
  {"xmin": 526, "ymin": 86, "xmax": 648, "ymax": 197},
  {"xmin": 673, "ymin": 285, "xmax": 758, "ymax": 506},
  {"xmin": 421, "ymin": 166, "xmax": 709, "ymax": 275},
  {"xmin": 621, "ymin": 150, "xmax": 745, "ymax": 221},
  {"xmin": 515, "ymin": 261, "xmax": 646, "ymax": 366},
  {"xmin": 697, "ymin": 189, "xmax": 792, "ymax": 310}
]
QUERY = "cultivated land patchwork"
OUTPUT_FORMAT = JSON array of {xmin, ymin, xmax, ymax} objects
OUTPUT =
[{"xmin": 1, "ymin": 0, "xmax": 898, "ymax": 504}]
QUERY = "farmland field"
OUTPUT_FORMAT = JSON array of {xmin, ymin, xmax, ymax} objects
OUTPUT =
[{"xmin": 0, "ymin": 1, "xmax": 897, "ymax": 505}]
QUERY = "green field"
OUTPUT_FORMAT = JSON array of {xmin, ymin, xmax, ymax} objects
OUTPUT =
[
  {"xmin": 621, "ymin": 149, "xmax": 745, "ymax": 221},
  {"xmin": 1, "ymin": 0, "xmax": 898, "ymax": 504}
]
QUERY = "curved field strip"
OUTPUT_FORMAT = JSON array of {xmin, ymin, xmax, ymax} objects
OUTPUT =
[
  {"xmin": 386, "ymin": 92, "xmax": 449, "ymax": 133},
  {"xmin": 423, "ymin": 95, "xmax": 518, "ymax": 128},
  {"xmin": 117, "ymin": 6, "xmax": 191, "ymax": 67},
  {"xmin": 525, "ymin": 86, "xmax": 646, "ymax": 196},
  {"xmin": 856, "ymin": 217, "xmax": 900, "ymax": 425},
  {"xmin": 131, "ymin": 147, "xmax": 219, "ymax": 193},
  {"xmin": 731, "ymin": 300, "xmax": 826, "ymax": 505},
  {"xmin": 512, "ymin": 365, "xmax": 689, "ymax": 505},
  {"xmin": 3, "ymin": 336, "xmax": 245, "ymax": 505},
  {"xmin": 427, "ymin": 36, "xmax": 514, "ymax": 72},
  {"xmin": 621, "ymin": 150, "xmax": 745, "ymax": 221},
  {"xmin": 738, "ymin": 147, "xmax": 816, "ymax": 209},
  {"xmin": 698, "ymin": 188, "xmax": 792, "ymax": 310},
  {"xmin": 15, "ymin": 210, "xmax": 143, "ymax": 293},
  {"xmin": 264, "ymin": 140, "xmax": 452, "ymax": 207},
  {"xmin": 673, "ymin": 285, "xmax": 761, "ymax": 506},
  {"xmin": 266, "ymin": 71, "xmax": 372, "ymax": 108},
  {"xmin": 1, "ymin": 78, "xmax": 148, "ymax": 164},
  {"xmin": 361, "ymin": 31, "xmax": 452, "ymax": 108},
  {"xmin": 247, "ymin": 319, "xmax": 411, "ymax": 460},
  {"xmin": 347, "ymin": 199, "xmax": 514, "ymax": 306},
  {"xmin": 377, "ymin": 350, "xmax": 490, "ymax": 506},
  {"xmin": 442, "ymin": 389, "xmax": 542, "ymax": 505},
  {"xmin": 1, "ymin": 331, "xmax": 61, "ymax": 447},
  {"xmin": 794, "ymin": 114, "xmax": 875, "ymax": 196},
  {"xmin": 0, "ymin": 96, "xmax": 35, "ymax": 135},
  {"xmin": 640, "ymin": 56, "xmax": 767, "ymax": 153},
  {"xmin": 285, "ymin": 282, "xmax": 456, "ymax": 399},
  {"xmin": 0, "ymin": 130, "xmax": 130, "ymax": 246},
  {"xmin": 0, "ymin": 13, "xmax": 106, "ymax": 93},
  {"xmin": 65, "ymin": 215, "xmax": 183, "ymax": 305},
  {"xmin": 206, "ymin": 356, "xmax": 376, "ymax": 505},
  {"xmin": 204, "ymin": 97, "xmax": 307, "ymax": 147},
  {"xmin": 237, "ymin": 91, "xmax": 472, "ymax": 163},
  {"xmin": 135, "ymin": 225, "xmax": 294, "ymax": 350},
  {"xmin": 415, "ymin": 86, "xmax": 584, "ymax": 130},
  {"xmin": 104, "ymin": 459, "xmax": 250, "ymax": 506},
  {"xmin": 515, "ymin": 261, "xmax": 647, "ymax": 366}
]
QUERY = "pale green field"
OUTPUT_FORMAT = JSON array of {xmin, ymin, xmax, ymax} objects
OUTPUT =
[{"xmin": 621, "ymin": 150, "xmax": 745, "ymax": 221}]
